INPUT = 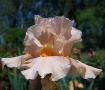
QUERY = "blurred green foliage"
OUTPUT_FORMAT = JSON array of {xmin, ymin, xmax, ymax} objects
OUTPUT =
[
  {"xmin": 0, "ymin": 28, "xmax": 25, "ymax": 56},
  {"xmin": 0, "ymin": 67, "xmax": 29, "ymax": 90},
  {"xmin": 4, "ymin": 28, "xmax": 25, "ymax": 48}
]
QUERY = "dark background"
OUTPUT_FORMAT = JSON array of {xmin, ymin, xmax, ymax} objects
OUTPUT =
[{"xmin": 0, "ymin": 0, "xmax": 105, "ymax": 51}]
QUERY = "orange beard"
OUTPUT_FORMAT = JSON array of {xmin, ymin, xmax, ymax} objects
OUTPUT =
[
  {"xmin": 40, "ymin": 46, "xmax": 62, "ymax": 57},
  {"xmin": 27, "ymin": 45, "xmax": 63, "ymax": 57}
]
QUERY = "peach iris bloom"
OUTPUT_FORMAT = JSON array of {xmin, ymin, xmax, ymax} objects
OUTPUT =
[{"xmin": 1, "ymin": 16, "xmax": 102, "ymax": 81}]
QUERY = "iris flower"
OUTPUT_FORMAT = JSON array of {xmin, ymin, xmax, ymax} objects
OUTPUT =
[{"xmin": 1, "ymin": 16, "xmax": 102, "ymax": 82}]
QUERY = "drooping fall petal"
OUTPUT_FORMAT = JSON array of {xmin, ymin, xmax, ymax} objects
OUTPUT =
[
  {"xmin": 1, "ymin": 54, "xmax": 31, "ymax": 68},
  {"xmin": 21, "ymin": 56, "xmax": 71, "ymax": 81},
  {"xmin": 69, "ymin": 58, "xmax": 102, "ymax": 79}
]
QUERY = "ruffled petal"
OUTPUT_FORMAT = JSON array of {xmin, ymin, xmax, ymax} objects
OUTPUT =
[
  {"xmin": 78, "ymin": 61, "xmax": 102, "ymax": 79},
  {"xmin": 1, "ymin": 54, "xmax": 31, "ymax": 68},
  {"xmin": 24, "ymin": 16, "xmax": 81, "ymax": 56},
  {"xmin": 70, "ymin": 27, "xmax": 82, "ymax": 43},
  {"xmin": 21, "ymin": 56, "xmax": 71, "ymax": 81},
  {"xmin": 69, "ymin": 58, "xmax": 102, "ymax": 79},
  {"xmin": 21, "ymin": 65, "xmax": 38, "ymax": 79}
]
